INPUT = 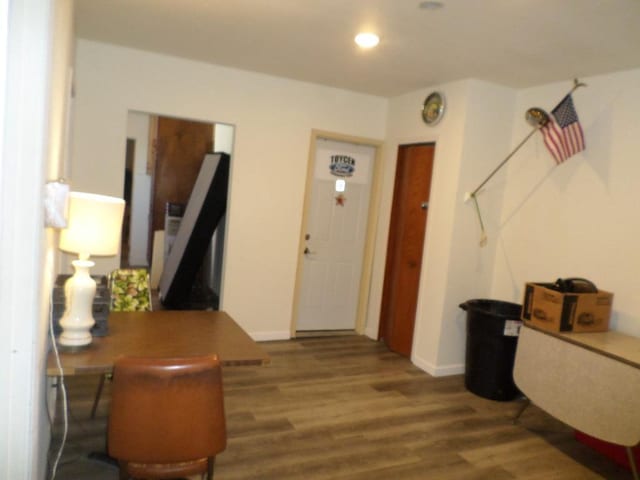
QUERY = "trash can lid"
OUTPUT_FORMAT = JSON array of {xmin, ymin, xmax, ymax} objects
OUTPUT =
[{"xmin": 459, "ymin": 299, "xmax": 522, "ymax": 317}]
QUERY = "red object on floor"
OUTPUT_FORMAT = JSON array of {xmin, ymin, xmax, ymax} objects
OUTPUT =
[{"xmin": 575, "ymin": 431, "xmax": 640, "ymax": 471}]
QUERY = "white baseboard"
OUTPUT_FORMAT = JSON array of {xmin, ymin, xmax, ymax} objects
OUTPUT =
[
  {"xmin": 248, "ymin": 329, "xmax": 465, "ymax": 378},
  {"xmin": 412, "ymin": 354, "xmax": 465, "ymax": 377},
  {"xmin": 249, "ymin": 330, "xmax": 291, "ymax": 342}
]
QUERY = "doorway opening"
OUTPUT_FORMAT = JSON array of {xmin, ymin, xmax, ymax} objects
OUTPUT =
[{"xmin": 123, "ymin": 111, "xmax": 234, "ymax": 309}]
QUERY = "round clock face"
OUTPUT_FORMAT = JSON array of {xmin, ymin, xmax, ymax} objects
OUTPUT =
[{"xmin": 422, "ymin": 92, "xmax": 445, "ymax": 125}]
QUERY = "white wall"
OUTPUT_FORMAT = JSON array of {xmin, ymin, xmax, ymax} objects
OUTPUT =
[
  {"xmin": 367, "ymin": 80, "xmax": 517, "ymax": 375},
  {"xmin": 492, "ymin": 68, "xmax": 640, "ymax": 337},
  {"xmin": 210, "ymin": 123, "xmax": 234, "ymax": 294},
  {"xmin": 71, "ymin": 41, "xmax": 640, "ymax": 378},
  {"xmin": 215, "ymin": 123, "xmax": 235, "ymax": 155},
  {"xmin": 126, "ymin": 111, "xmax": 152, "ymax": 266},
  {"xmin": 71, "ymin": 40, "xmax": 387, "ymax": 339},
  {"xmin": 0, "ymin": 0, "xmax": 74, "ymax": 478},
  {"xmin": 375, "ymin": 71, "xmax": 640, "ymax": 375}
]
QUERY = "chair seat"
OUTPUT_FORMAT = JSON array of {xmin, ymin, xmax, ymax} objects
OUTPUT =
[{"xmin": 124, "ymin": 457, "xmax": 209, "ymax": 479}]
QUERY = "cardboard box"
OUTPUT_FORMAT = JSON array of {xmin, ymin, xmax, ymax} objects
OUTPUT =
[{"xmin": 521, "ymin": 282, "xmax": 613, "ymax": 333}]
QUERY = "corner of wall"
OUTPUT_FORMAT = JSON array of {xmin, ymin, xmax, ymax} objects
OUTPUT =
[{"xmin": 412, "ymin": 351, "xmax": 465, "ymax": 377}]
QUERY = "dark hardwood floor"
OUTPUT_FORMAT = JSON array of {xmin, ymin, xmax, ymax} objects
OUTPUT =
[{"xmin": 49, "ymin": 335, "xmax": 632, "ymax": 479}]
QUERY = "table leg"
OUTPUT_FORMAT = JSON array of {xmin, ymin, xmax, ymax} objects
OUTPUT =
[
  {"xmin": 512, "ymin": 397, "xmax": 531, "ymax": 424},
  {"xmin": 627, "ymin": 447, "xmax": 639, "ymax": 480}
]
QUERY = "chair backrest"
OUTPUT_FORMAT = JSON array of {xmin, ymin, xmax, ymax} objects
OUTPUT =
[
  {"xmin": 109, "ymin": 268, "xmax": 152, "ymax": 312},
  {"xmin": 107, "ymin": 355, "xmax": 227, "ymax": 465}
]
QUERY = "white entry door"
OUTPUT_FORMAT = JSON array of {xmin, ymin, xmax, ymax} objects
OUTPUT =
[{"xmin": 296, "ymin": 139, "xmax": 375, "ymax": 331}]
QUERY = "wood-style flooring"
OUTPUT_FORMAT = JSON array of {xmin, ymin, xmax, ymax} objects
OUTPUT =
[{"xmin": 49, "ymin": 335, "xmax": 633, "ymax": 479}]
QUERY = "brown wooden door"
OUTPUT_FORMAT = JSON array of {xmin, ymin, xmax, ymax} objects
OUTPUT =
[
  {"xmin": 379, "ymin": 143, "xmax": 435, "ymax": 357},
  {"xmin": 149, "ymin": 116, "xmax": 214, "ymax": 261}
]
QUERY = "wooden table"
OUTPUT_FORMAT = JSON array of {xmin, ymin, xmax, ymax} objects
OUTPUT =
[
  {"xmin": 554, "ymin": 328, "xmax": 640, "ymax": 369},
  {"xmin": 47, "ymin": 310, "xmax": 269, "ymax": 376},
  {"xmin": 514, "ymin": 325, "xmax": 640, "ymax": 478}
]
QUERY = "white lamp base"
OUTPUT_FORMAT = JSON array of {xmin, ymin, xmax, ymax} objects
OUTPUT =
[{"xmin": 58, "ymin": 259, "xmax": 97, "ymax": 347}]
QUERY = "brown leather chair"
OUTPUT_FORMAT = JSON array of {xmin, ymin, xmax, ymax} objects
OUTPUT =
[{"xmin": 107, "ymin": 355, "xmax": 227, "ymax": 479}]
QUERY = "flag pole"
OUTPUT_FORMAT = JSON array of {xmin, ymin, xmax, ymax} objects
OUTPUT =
[
  {"xmin": 465, "ymin": 78, "xmax": 587, "ymax": 246},
  {"xmin": 469, "ymin": 125, "xmax": 543, "ymax": 198},
  {"xmin": 556, "ymin": 78, "xmax": 588, "ymax": 104},
  {"xmin": 465, "ymin": 112, "xmax": 548, "ymax": 244},
  {"xmin": 468, "ymin": 79, "xmax": 586, "ymax": 199}
]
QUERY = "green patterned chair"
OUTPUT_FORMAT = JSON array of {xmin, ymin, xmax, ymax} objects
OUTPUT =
[
  {"xmin": 109, "ymin": 268, "xmax": 152, "ymax": 312},
  {"xmin": 90, "ymin": 268, "xmax": 152, "ymax": 418}
]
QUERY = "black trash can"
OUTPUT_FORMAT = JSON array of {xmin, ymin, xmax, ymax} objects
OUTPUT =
[{"xmin": 459, "ymin": 299, "xmax": 523, "ymax": 401}]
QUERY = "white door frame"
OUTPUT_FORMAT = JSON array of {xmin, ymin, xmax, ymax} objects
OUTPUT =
[{"xmin": 290, "ymin": 130, "xmax": 384, "ymax": 337}]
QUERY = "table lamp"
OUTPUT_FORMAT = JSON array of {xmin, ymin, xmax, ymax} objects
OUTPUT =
[{"xmin": 58, "ymin": 192, "xmax": 125, "ymax": 347}]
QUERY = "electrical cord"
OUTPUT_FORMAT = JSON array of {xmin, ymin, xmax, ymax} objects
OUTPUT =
[{"xmin": 47, "ymin": 289, "xmax": 68, "ymax": 480}]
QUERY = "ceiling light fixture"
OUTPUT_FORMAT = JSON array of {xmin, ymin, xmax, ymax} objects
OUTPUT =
[
  {"xmin": 355, "ymin": 32, "xmax": 380, "ymax": 49},
  {"xmin": 419, "ymin": 1, "xmax": 444, "ymax": 10}
]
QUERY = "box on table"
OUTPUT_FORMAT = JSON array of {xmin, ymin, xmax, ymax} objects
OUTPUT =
[
  {"xmin": 521, "ymin": 282, "xmax": 613, "ymax": 333},
  {"xmin": 52, "ymin": 274, "xmax": 110, "ymax": 337}
]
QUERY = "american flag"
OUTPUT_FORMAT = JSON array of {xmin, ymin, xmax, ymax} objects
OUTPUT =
[{"xmin": 540, "ymin": 94, "xmax": 585, "ymax": 164}]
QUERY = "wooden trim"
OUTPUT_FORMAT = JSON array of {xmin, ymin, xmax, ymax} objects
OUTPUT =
[
  {"xmin": 290, "ymin": 129, "xmax": 384, "ymax": 337},
  {"xmin": 146, "ymin": 115, "xmax": 158, "ymax": 175},
  {"xmin": 357, "ymin": 138, "xmax": 384, "ymax": 335}
]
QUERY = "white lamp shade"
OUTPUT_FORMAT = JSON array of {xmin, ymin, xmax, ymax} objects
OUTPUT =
[{"xmin": 59, "ymin": 192, "xmax": 125, "ymax": 257}]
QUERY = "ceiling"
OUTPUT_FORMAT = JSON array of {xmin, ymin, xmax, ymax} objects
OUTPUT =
[{"xmin": 74, "ymin": 0, "xmax": 640, "ymax": 98}]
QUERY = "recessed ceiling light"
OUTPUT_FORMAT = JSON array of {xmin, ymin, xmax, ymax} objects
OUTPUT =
[
  {"xmin": 419, "ymin": 1, "xmax": 444, "ymax": 10},
  {"xmin": 355, "ymin": 32, "xmax": 380, "ymax": 49}
]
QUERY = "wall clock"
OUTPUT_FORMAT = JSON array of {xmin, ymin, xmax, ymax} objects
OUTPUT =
[{"xmin": 421, "ymin": 92, "xmax": 445, "ymax": 125}]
